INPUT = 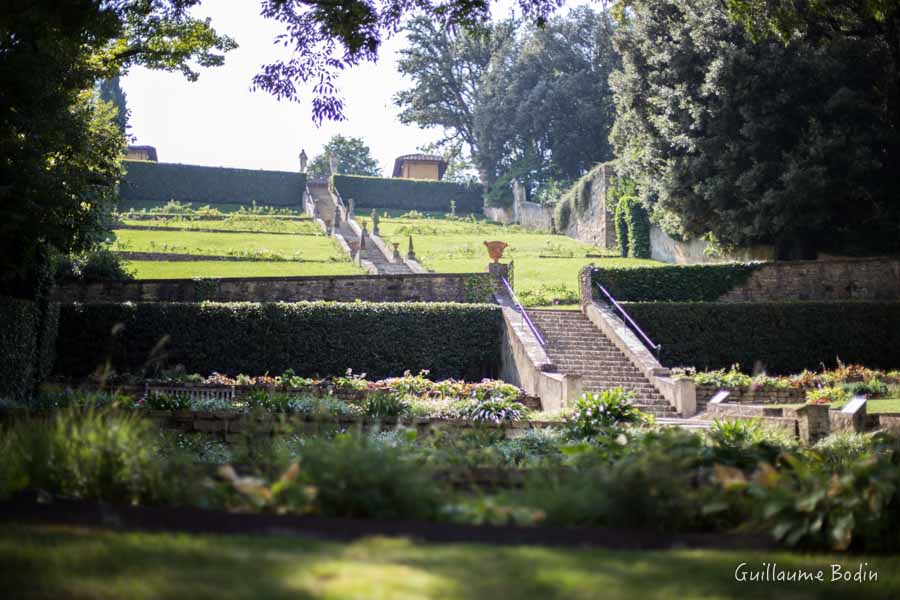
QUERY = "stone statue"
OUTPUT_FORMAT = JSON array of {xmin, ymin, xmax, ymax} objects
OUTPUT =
[
  {"xmin": 298, "ymin": 149, "xmax": 308, "ymax": 173},
  {"xmin": 328, "ymin": 153, "xmax": 337, "ymax": 175},
  {"xmin": 371, "ymin": 209, "xmax": 380, "ymax": 236},
  {"xmin": 348, "ymin": 198, "xmax": 355, "ymax": 219},
  {"xmin": 392, "ymin": 242, "xmax": 401, "ymax": 261}
]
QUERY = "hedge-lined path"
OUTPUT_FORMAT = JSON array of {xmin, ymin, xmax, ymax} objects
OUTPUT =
[{"xmin": 527, "ymin": 309, "xmax": 679, "ymax": 418}]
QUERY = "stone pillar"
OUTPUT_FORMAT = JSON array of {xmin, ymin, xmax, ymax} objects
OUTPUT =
[
  {"xmin": 488, "ymin": 262, "xmax": 510, "ymax": 282},
  {"xmin": 512, "ymin": 179, "xmax": 526, "ymax": 224},
  {"xmin": 787, "ymin": 404, "xmax": 831, "ymax": 444},
  {"xmin": 348, "ymin": 198, "xmax": 355, "ymax": 219}
]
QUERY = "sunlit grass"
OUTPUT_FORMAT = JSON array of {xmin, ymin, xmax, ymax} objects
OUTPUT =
[
  {"xmin": 2, "ymin": 524, "xmax": 898, "ymax": 600},
  {"xmin": 125, "ymin": 260, "xmax": 363, "ymax": 279}
]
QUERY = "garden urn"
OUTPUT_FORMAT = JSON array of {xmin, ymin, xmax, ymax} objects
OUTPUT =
[{"xmin": 484, "ymin": 240, "xmax": 508, "ymax": 263}]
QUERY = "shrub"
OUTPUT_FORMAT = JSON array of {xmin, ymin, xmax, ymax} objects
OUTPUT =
[
  {"xmin": 565, "ymin": 389, "xmax": 649, "ymax": 439},
  {"xmin": 0, "ymin": 408, "xmax": 169, "ymax": 504},
  {"xmin": 614, "ymin": 196, "xmax": 651, "ymax": 259},
  {"xmin": 295, "ymin": 434, "xmax": 444, "ymax": 519},
  {"xmin": 0, "ymin": 297, "xmax": 38, "ymax": 402},
  {"xmin": 145, "ymin": 392, "xmax": 191, "ymax": 411},
  {"xmin": 332, "ymin": 174, "xmax": 482, "ymax": 213},
  {"xmin": 364, "ymin": 392, "xmax": 409, "ymax": 418},
  {"xmin": 806, "ymin": 386, "xmax": 851, "ymax": 405},
  {"xmin": 55, "ymin": 249, "xmax": 133, "ymax": 283},
  {"xmin": 55, "ymin": 301, "xmax": 503, "ymax": 381},
  {"xmin": 119, "ymin": 160, "xmax": 306, "ymax": 209},
  {"xmin": 622, "ymin": 301, "xmax": 900, "ymax": 374},
  {"xmin": 456, "ymin": 396, "xmax": 526, "ymax": 424},
  {"xmin": 842, "ymin": 379, "xmax": 888, "ymax": 398},
  {"xmin": 592, "ymin": 264, "xmax": 762, "ymax": 301},
  {"xmin": 693, "ymin": 364, "xmax": 753, "ymax": 388}
]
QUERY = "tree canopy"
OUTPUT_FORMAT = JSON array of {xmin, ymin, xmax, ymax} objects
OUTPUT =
[
  {"xmin": 307, "ymin": 135, "xmax": 382, "ymax": 178},
  {"xmin": 395, "ymin": 7, "xmax": 619, "ymax": 204},
  {"xmin": 610, "ymin": 0, "xmax": 900, "ymax": 256},
  {"xmin": 0, "ymin": 0, "xmax": 235, "ymax": 295}
]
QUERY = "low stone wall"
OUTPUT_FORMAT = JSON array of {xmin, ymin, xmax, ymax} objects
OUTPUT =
[
  {"xmin": 143, "ymin": 410, "xmax": 560, "ymax": 442},
  {"xmin": 696, "ymin": 385, "xmax": 805, "ymax": 411},
  {"xmin": 719, "ymin": 257, "xmax": 900, "ymax": 302},
  {"xmin": 54, "ymin": 272, "xmax": 494, "ymax": 303}
]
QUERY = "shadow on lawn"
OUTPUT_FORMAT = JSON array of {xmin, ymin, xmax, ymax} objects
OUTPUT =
[{"xmin": 2, "ymin": 525, "xmax": 899, "ymax": 600}]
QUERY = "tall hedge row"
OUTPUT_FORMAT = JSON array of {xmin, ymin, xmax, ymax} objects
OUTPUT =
[
  {"xmin": 592, "ymin": 264, "xmax": 763, "ymax": 301},
  {"xmin": 623, "ymin": 301, "xmax": 900, "ymax": 374},
  {"xmin": 0, "ymin": 297, "xmax": 38, "ymax": 401},
  {"xmin": 332, "ymin": 175, "xmax": 483, "ymax": 213},
  {"xmin": 119, "ymin": 161, "xmax": 306, "ymax": 209},
  {"xmin": 55, "ymin": 302, "xmax": 502, "ymax": 380}
]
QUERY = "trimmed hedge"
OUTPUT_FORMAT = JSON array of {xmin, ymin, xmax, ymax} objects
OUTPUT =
[
  {"xmin": 55, "ymin": 302, "xmax": 502, "ymax": 380},
  {"xmin": 119, "ymin": 161, "xmax": 306, "ymax": 209},
  {"xmin": 592, "ymin": 264, "xmax": 762, "ymax": 301},
  {"xmin": 0, "ymin": 297, "xmax": 38, "ymax": 401},
  {"xmin": 623, "ymin": 301, "xmax": 900, "ymax": 374},
  {"xmin": 331, "ymin": 174, "xmax": 483, "ymax": 213}
]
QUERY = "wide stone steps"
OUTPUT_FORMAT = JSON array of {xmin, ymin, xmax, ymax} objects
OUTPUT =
[{"xmin": 527, "ymin": 309, "xmax": 677, "ymax": 413}]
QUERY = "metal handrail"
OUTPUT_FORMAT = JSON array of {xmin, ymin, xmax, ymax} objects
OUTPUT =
[
  {"xmin": 591, "ymin": 270, "xmax": 661, "ymax": 359},
  {"xmin": 501, "ymin": 276, "xmax": 545, "ymax": 346}
]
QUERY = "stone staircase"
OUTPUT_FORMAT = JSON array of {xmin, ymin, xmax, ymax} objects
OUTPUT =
[
  {"xmin": 527, "ymin": 309, "xmax": 679, "ymax": 418},
  {"xmin": 308, "ymin": 184, "xmax": 412, "ymax": 275}
]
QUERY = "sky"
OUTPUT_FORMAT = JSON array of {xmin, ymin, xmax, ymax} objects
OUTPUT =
[{"xmin": 122, "ymin": 1, "xmax": 447, "ymax": 175}]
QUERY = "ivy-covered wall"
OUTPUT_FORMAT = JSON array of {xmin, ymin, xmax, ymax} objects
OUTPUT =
[{"xmin": 119, "ymin": 160, "xmax": 306, "ymax": 209}]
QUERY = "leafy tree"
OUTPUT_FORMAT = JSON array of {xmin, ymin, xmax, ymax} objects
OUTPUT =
[
  {"xmin": 611, "ymin": 0, "xmax": 900, "ymax": 256},
  {"xmin": 252, "ymin": 0, "xmax": 563, "ymax": 123},
  {"xmin": 396, "ymin": 8, "xmax": 619, "ymax": 204},
  {"xmin": 98, "ymin": 76, "xmax": 129, "ymax": 135},
  {"xmin": 307, "ymin": 135, "xmax": 381, "ymax": 178},
  {"xmin": 395, "ymin": 17, "xmax": 516, "ymax": 189},
  {"xmin": 0, "ymin": 1, "xmax": 235, "ymax": 296}
]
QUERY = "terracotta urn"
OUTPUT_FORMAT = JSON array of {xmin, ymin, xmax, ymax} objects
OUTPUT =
[{"xmin": 484, "ymin": 240, "xmax": 508, "ymax": 263}]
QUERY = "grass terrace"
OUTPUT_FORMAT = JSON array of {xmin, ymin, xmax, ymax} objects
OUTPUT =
[
  {"xmin": 374, "ymin": 212, "xmax": 661, "ymax": 305},
  {"xmin": 124, "ymin": 260, "xmax": 363, "ymax": 279}
]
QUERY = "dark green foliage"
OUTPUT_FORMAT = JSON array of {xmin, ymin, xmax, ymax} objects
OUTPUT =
[
  {"xmin": 554, "ymin": 198, "xmax": 572, "ymax": 232},
  {"xmin": 307, "ymin": 135, "xmax": 381, "ymax": 179},
  {"xmin": 55, "ymin": 302, "xmax": 503, "ymax": 381},
  {"xmin": 611, "ymin": 0, "xmax": 900, "ymax": 255},
  {"xmin": 331, "ymin": 174, "xmax": 483, "ymax": 213},
  {"xmin": 55, "ymin": 249, "xmax": 133, "ymax": 284},
  {"xmin": 97, "ymin": 76, "xmax": 128, "ymax": 134},
  {"xmin": 623, "ymin": 302, "xmax": 900, "ymax": 374},
  {"xmin": 296, "ymin": 435, "xmax": 444, "ymax": 520},
  {"xmin": 612, "ymin": 195, "xmax": 650, "ymax": 259},
  {"xmin": 0, "ymin": 298, "xmax": 38, "ymax": 401},
  {"xmin": 592, "ymin": 264, "xmax": 762, "ymax": 301},
  {"xmin": 119, "ymin": 161, "xmax": 307, "ymax": 210}
]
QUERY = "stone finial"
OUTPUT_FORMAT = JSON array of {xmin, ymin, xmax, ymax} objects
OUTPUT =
[
  {"xmin": 407, "ymin": 235, "xmax": 416, "ymax": 260},
  {"xmin": 392, "ymin": 242, "xmax": 401, "ymax": 261},
  {"xmin": 299, "ymin": 148, "xmax": 308, "ymax": 173},
  {"xmin": 371, "ymin": 209, "xmax": 380, "ymax": 236}
]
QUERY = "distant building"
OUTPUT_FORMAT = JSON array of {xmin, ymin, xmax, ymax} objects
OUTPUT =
[
  {"xmin": 392, "ymin": 154, "xmax": 447, "ymax": 181},
  {"xmin": 126, "ymin": 145, "xmax": 158, "ymax": 161}
]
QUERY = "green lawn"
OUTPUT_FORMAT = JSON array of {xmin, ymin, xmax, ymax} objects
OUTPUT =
[
  {"xmin": 2, "ymin": 524, "xmax": 897, "ymax": 599},
  {"xmin": 112, "ymin": 229, "xmax": 347, "ymax": 262},
  {"xmin": 118, "ymin": 216, "xmax": 322, "ymax": 235},
  {"xmin": 375, "ymin": 214, "xmax": 662, "ymax": 305},
  {"xmin": 125, "ymin": 260, "xmax": 363, "ymax": 279}
]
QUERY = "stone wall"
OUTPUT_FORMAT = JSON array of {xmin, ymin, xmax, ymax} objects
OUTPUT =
[
  {"xmin": 54, "ymin": 272, "xmax": 494, "ymax": 304},
  {"xmin": 561, "ymin": 163, "xmax": 618, "ymax": 249},
  {"xmin": 650, "ymin": 226, "xmax": 776, "ymax": 264},
  {"xmin": 696, "ymin": 385, "xmax": 805, "ymax": 411},
  {"xmin": 719, "ymin": 257, "xmax": 900, "ymax": 302}
]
